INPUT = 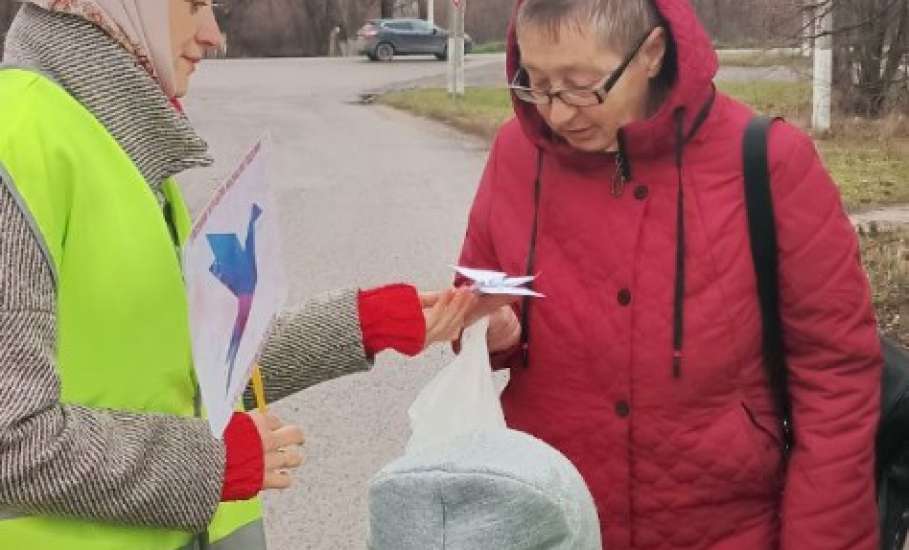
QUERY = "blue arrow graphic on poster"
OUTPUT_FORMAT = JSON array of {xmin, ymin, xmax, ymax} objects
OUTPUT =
[{"xmin": 207, "ymin": 203, "xmax": 263, "ymax": 395}]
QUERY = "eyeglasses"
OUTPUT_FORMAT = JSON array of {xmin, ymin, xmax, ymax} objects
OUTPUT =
[{"xmin": 509, "ymin": 27, "xmax": 658, "ymax": 107}]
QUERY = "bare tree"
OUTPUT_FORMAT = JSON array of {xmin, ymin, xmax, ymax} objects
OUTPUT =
[
  {"xmin": 794, "ymin": 0, "xmax": 909, "ymax": 116},
  {"xmin": 836, "ymin": 0, "xmax": 908, "ymax": 115},
  {"xmin": 691, "ymin": 0, "xmax": 800, "ymax": 47},
  {"xmin": 216, "ymin": 0, "xmax": 381, "ymax": 57},
  {"xmin": 464, "ymin": 0, "xmax": 511, "ymax": 45},
  {"xmin": 690, "ymin": 0, "xmax": 909, "ymax": 116},
  {"xmin": 381, "ymin": 0, "xmax": 395, "ymax": 18}
]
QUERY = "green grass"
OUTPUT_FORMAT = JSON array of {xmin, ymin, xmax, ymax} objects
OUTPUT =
[
  {"xmin": 715, "ymin": 82, "xmax": 909, "ymax": 208},
  {"xmin": 716, "ymin": 81, "xmax": 812, "ymax": 120},
  {"xmin": 380, "ymin": 82, "xmax": 909, "ymax": 211},
  {"xmin": 820, "ymin": 140, "xmax": 909, "ymax": 209},
  {"xmin": 381, "ymin": 87, "xmax": 513, "ymax": 138},
  {"xmin": 717, "ymin": 50, "xmax": 811, "ymax": 71},
  {"xmin": 860, "ymin": 229, "xmax": 909, "ymax": 346},
  {"xmin": 472, "ymin": 41, "xmax": 507, "ymax": 54}
]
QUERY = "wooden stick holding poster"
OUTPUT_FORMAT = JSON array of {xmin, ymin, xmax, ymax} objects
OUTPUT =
[{"xmin": 251, "ymin": 367, "xmax": 268, "ymax": 413}]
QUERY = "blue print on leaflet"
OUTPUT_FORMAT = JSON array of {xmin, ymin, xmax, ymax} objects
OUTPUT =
[{"xmin": 207, "ymin": 203, "xmax": 264, "ymax": 395}]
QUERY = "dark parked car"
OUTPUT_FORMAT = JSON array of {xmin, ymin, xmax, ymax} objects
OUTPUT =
[{"xmin": 356, "ymin": 19, "xmax": 473, "ymax": 62}]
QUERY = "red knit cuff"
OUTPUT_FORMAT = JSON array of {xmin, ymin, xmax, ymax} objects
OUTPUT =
[
  {"xmin": 221, "ymin": 412, "xmax": 264, "ymax": 502},
  {"xmin": 358, "ymin": 284, "xmax": 426, "ymax": 357}
]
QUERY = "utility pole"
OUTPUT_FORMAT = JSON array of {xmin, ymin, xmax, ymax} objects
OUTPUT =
[
  {"xmin": 812, "ymin": 2, "xmax": 833, "ymax": 132},
  {"xmin": 447, "ymin": 0, "xmax": 466, "ymax": 97},
  {"xmin": 428, "ymin": 0, "xmax": 434, "ymax": 27}
]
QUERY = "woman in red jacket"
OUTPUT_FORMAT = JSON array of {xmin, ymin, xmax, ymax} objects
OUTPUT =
[{"xmin": 457, "ymin": 0, "xmax": 883, "ymax": 548}]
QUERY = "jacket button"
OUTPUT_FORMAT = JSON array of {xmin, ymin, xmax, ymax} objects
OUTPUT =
[
  {"xmin": 617, "ymin": 288, "xmax": 632, "ymax": 306},
  {"xmin": 634, "ymin": 185, "xmax": 649, "ymax": 200},
  {"xmin": 615, "ymin": 401, "xmax": 631, "ymax": 418}
]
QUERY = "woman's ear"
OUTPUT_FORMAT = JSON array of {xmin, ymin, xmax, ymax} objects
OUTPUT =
[{"xmin": 642, "ymin": 27, "xmax": 667, "ymax": 79}]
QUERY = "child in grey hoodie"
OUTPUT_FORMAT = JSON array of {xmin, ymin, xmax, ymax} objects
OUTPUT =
[{"xmin": 368, "ymin": 429, "xmax": 602, "ymax": 550}]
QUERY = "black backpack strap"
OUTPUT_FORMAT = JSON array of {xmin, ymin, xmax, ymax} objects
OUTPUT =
[{"xmin": 743, "ymin": 116, "xmax": 794, "ymax": 453}]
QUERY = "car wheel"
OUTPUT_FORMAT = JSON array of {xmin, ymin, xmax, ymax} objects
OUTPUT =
[
  {"xmin": 366, "ymin": 53, "xmax": 378, "ymax": 61},
  {"xmin": 376, "ymin": 43, "xmax": 395, "ymax": 62},
  {"xmin": 435, "ymin": 46, "xmax": 448, "ymax": 61}
]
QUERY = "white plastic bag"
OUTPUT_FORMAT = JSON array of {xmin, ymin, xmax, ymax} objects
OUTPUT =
[{"xmin": 406, "ymin": 317, "xmax": 506, "ymax": 454}]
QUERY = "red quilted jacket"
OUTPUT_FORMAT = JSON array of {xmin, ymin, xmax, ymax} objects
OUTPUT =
[{"xmin": 457, "ymin": 1, "xmax": 883, "ymax": 548}]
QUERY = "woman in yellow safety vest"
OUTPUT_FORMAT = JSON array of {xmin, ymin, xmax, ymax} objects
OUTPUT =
[{"xmin": 0, "ymin": 1, "xmax": 518, "ymax": 549}]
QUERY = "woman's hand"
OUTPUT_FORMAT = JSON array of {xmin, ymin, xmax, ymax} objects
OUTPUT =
[
  {"xmin": 486, "ymin": 304, "xmax": 521, "ymax": 353},
  {"xmin": 420, "ymin": 288, "xmax": 479, "ymax": 348},
  {"xmin": 465, "ymin": 294, "xmax": 519, "ymax": 326},
  {"xmin": 421, "ymin": 289, "xmax": 521, "ymax": 352},
  {"xmin": 247, "ymin": 412, "xmax": 305, "ymax": 490}
]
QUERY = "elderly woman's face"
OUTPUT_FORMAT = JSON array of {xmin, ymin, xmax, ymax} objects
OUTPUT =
[
  {"xmin": 169, "ymin": 0, "xmax": 222, "ymax": 97},
  {"xmin": 517, "ymin": 22, "xmax": 665, "ymax": 153}
]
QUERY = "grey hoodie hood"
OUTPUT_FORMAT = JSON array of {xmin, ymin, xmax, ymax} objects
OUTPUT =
[{"xmin": 368, "ymin": 429, "xmax": 601, "ymax": 550}]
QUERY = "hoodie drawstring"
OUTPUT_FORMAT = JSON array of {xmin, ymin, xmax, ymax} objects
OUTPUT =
[
  {"xmin": 672, "ymin": 109, "xmax": 687, "ymax": 378},
  {"xmin": 670, "ymin": 91, "xmax": 717, "ymax": 379},
  {"xmin": 520, "ymin": 149, "xmax": 545, "ymax": 366},
  {"xmin": 613, "ymin": 130, "xmax": 632, "ymax": 197}
]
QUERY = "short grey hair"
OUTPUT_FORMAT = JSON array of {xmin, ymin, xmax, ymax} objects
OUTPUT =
[{"xmin": 516, "ymin": 0, "xmax": 661, "ymax": 54}]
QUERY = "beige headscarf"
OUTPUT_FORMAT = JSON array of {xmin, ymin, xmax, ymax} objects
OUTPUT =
[{"xmin": 25, "ymin": 0, "xmax": 176, "ymax": 97}]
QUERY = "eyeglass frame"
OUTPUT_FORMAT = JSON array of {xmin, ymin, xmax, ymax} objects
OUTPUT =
[{"xmin": 509, "ymin": 26, "xmax": 659, "ymax": 107}]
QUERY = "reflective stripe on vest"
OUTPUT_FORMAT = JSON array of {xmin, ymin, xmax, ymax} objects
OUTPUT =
[
  {"xmin": 0, "ymin": 68, "xmax": 263, "ymax": 550},
  {"xmin": 0, "ymin": 513, "xmax": 265, "ymax": 550},
  {"xmin": 0, "ymin": 508, "xmax": 24, "ymax": 521},
  {"xmin": 210, "ymin": 519, "xmax": 266, "ymax": 550},
  {"xmin": 176, "ymin": 519, "xmax": 268, "ymax": 550},
  {"xmin": 0, "ymin": 162, "xmax": 57, "ymax": 284}
]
